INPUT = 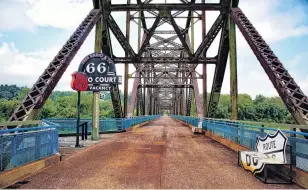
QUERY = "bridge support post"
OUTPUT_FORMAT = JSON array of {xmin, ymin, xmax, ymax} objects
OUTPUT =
[
  {"xmin": 91, "ymin": 2, "xmax": 103, "ymax": 140},
  {"xmin": 202, "ymin": 0, "xmax": 207, "ymax": 117},
  {"xmin": 229, "ymin": 0, "xmax": 238, "ymax": 120},
  {"xmin": 124, "ymin": 0, "xmax": 131, "ymax": 117}
]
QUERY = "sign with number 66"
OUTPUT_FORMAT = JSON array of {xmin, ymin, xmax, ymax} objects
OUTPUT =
[
  {"xmin": 77, "ymin": 52, "xmax": 122, "ymax": 91},
  {"xmin": 85, "ymin": 62, "xmax": 107, "ymax": 74}
]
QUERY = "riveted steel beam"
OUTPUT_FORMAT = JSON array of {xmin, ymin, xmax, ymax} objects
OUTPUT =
[
  {"xmin": 9, "ymin": 9, "xmax": 102, "ymax": 123},
  {"xmin": 231, "ymin": 7, "xmax": 308, "ymax": 130},
  {"xmin": 139, "ymin": 84, "xmax": 192, "ymax": 88},
  {"xmin": 207, "ymin": 15, "xmax": 229, "ymax": 118},
  {"xmin": 169, "ymin": 12, "xmax": 193, "ymax": 58},
  {"xmin": 113, "ymin": 57, "xmax": 217, "ymax": 64},
  {"xmin": 108, "ymin": 15, "xmax": 136, "ymax": 58},
  {"xmin": 137, "ymin": 14, "xmax": 162, "ymax": 57},
  {"xmin": 136, "ymin": 0, "xmax": 147, "ymax": 31},
  {"xmin": 110, "ymin": 3, "xmax": 221, "ymax": 11},
  {"xmin": 194, "ymin": 14, "xmax": 223, "ymax": 59}
]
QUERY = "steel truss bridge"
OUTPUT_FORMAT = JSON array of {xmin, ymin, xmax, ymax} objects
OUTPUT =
[{"xmin": 6, "ymin": 0, "xmax": 308, "ymax": 133}]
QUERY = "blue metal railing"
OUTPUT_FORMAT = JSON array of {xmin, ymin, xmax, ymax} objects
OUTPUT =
[
  {"xmin": 45, "ymin": 115, "xmax": 161, "ymax": 134},
  {"xmin": 171, "ymin": 115, "xmax": 201, "ymax": 127},
  {"xmin": 0, "ymin": 122, "xmax": 59, "ymax": 172},
  {"xmin": 170, "ymin": 115, "xmax": 308, "ymax": 172},
  {"xmin": 0, "ymin": 115, "xmax": 160, "ymax": 172}
]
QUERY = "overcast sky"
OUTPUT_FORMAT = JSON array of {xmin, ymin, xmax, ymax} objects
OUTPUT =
[{"xmin": 0, "ymin": 0, "xmax": 308, "ymax": 99}]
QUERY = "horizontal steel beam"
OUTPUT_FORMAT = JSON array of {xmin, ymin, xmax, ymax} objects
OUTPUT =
[
  {"xmin": 110, "ymin": 3, "xmax": 221, "ymax": 11},
  {"xmin": 146, "ymin": 47, "xmax": 184, "ymax": 51},
  {"xmin": 131, "ymin": 77, "xmax": 201, "ymax": 79},
  {"xmin": 139, "ymin": 84, "xmax": 192, "ymax": 88},
  {"xmin": 113, "ymin": 57, "xmax": 217, "ymax": 64},
  {"xmin": 131, "ymin": 16, "xmax": 201, "ymax": 19},
  {"xmin": 154, "ymin": 30, "xmax": 176, "ymax": 34},
  {"xmin": 138, "ymin": 68, "xmax": 195, "ymax": 72}
]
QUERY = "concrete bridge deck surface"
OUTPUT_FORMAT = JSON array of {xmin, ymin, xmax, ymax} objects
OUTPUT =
[{"xmin": 16, "ymin": 116, "xmax": 299, "ymax": 189}]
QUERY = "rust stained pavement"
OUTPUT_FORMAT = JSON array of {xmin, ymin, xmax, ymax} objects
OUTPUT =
[{"xmin": 16, "ymin": 116, "xmax": 299, "ymax": 189}]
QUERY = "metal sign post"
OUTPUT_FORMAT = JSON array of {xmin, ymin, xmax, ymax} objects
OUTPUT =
[{"xmin": 76, "ymin": 91, "xmax": 81, "ymax": 147}]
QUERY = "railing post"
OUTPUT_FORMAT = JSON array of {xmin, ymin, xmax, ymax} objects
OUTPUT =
[
  {"xmin": 35, "ymin": 133, "xmax": 41, "ymax": 159},
  {"xmin": 81, "ymin": 123, "xmax": 84, "ymax": 140},
  {"xmin": 252, "ymin": 130, "xmax": 257, "ymax": 149},
  {"xmin": 75, "ymin": 91, "xmax": 81, "ymax": 148},
  {"xmin": 85, "ymin": 122, "xmax": 88, "ymax": 140},
  {"xmin": 291, "ymin": 128, "xmax": 296, "ymax": 166},
  {"xmin": 240, "ymin": 125, "xmax": 244, "ymax": 146},
  {"xmin": 261, "ymin": 124, "xmax": 265, "ymax": 137},
  {"xmin": 12, "ymin": 135, "xmax": 17, "ymax": 168},
  {"xmin": 0, "ymin": 135, "xmax": 3, "ymax": 171}
]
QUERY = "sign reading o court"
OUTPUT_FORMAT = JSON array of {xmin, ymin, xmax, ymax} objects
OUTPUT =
[{"xmin": 78, "ymin": 53, "xmax": 122, "ymax": 91}]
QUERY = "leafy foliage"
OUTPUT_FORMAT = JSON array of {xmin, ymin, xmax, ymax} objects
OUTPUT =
[
  {"xmin": 198, "ymin": 93, "xmax": 295, "ymax": 124},
  {"xmin": 0, "ymin": 85, "xmax": 24, "ymax": 100},
  {"xmin": 0, "ymin": 85, "xmax": 295, "ymax": 124}
]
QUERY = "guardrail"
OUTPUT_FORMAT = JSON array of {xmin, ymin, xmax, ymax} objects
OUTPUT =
[
  {"xmin": 170, "ymin": 115, "xmax": 308, "ymax": 173},
  {"xmin": 44, "ymin": 115, "xmax": 161, "ymax": 135},
  {"xmin": 0, "ymin": 122, "xmax": 59, "ymax": 172},
  {"xmin": 0, "ymin": 115, "xmax": 160, "ymax": 172},
  {"xmin": 0, "ymin": 120, "xmax": 43, "ymax": 130}
]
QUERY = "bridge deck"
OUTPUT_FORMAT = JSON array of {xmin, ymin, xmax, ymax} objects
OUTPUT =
[{"xmin": 17, "ymin": 116, "xmax": 299, "ymax": 189}]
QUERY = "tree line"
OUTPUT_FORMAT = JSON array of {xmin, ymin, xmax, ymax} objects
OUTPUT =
[
  {"xmin": 202, "ymin": 93, "xmax": 294, "ymax": 124},
  {"xmin": 0, "ymin": 85, "xmax": 294, "ymax": 124}
]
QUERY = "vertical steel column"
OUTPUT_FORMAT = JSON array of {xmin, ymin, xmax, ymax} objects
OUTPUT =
[
  {"xmin": 136, "ymin": 11, "xmax": 142, "ymax": 116},
  {"xmin": 187, "ymin": 25, "xmax": 202, "ymax": 117},
  {"xmin": 92, "ymin": 1, "xmax": 102, "ymax": 140},
  {"xmin": 136, "ymin": 92, "xmax": 140, "ymax": 116},
  {"xmin": 154, "ymin": 99, "xmax": 156, "ymax": 115},
  {"xmin": 128, "ymin": 11, "xmax": 142, "ymax": 117},
  {"xmin": 138, "ymin": 77, "xmax": 144, "ymax": 115},
  {"xmin": 229, "ymin": 0, "xmax": 238, "ymax": 120},
  {"xmin": 175, "ymin": 93, "xmax": 178, "ymax": 114},
  {"xmin": 143, "ymin": 80, "xmax": 146, "ymax": 115},
  {"xmin": 179, "ymin": 89, "xmax": 183, "ymax": 115},
  {"xmin": 138, "ymin": 11, "xmax": 142, "ymax": 54},
  {"xmin": 124, "ymin": 0, "xmax": 130, "ymax": 117},
  {"xmin": 183, "ymin": 72, "xmax": 187, "ymax": 115},
  {"xmin": 186, "ymin": 79, "xmax": 193, "ymax": 116},
  {"xmin": 191, "ymin": 12, "xmax": 194, "ymax": 53},
  {"xmin": 202, "ymin": 0, "xmax": 207, "ymax": 117},
  {"xmin": 128, "ymin": 72, "xmax": 140, "ymax": 117},
  {"xmin": 153, "ymin": 98, "xmax": 155, "ymax": 115},
  {"xmin": 149, "ymin": 70, "xmax": 153, "ymax": 115},
  {"xmin": 192, "ymin": 72, "xmax": 203, "ymax": 117},
  {"xmin": 187, "ymin": 31, "xmax": 203, "ymax": 117}
]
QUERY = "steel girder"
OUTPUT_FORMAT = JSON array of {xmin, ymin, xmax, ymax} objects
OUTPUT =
[
  {"xmin": 169, "ymin": 13, "xmax": 193, "ymax": 58},
  {"xmin": 110, "ymin": 3, "xmax": 221, "ymax": 11},
  {"xmin": 207, "ymin": 15, "xmax": 229, "ymax": 118},
  {"xmin": 194, "ymin": 14, "xmax": 223, "ymax": 59},
  {"xmin": 137, "ymin": 77, "xmax": 145, "ymax": 115},
  {"xmin": 128, "ymin": 72, "xmax": 140, "ymax": 117},
  {"xmin": 231, "ymin": 8, "xmax": 308, "ymax": 130},
  {"xmin": 108, "ymin": 15, "xmax": 136, "ymax": 58},
  {"xmin": 113, "ymin": 57, "xmax": 217, "ymax": 64},
  {"xmin": 139, "ymin": 84, "xmax": 192, "ymax": 88},
  {"xmin": 101, "ymin": 0, "xmax": 123, "ymax": 118},
  {"xmin": 186, "ymin": 78, "xmax": 193, "ymax": 116},
  {"xmin": 137, "ymin": 14, "xmax": 162, "ymax": 57},
  {"xmin": 8, "ymin": 9, "xmax": 102, "ymax": 123}
]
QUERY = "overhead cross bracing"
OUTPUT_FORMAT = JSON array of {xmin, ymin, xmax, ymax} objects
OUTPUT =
[
  {"xmin": 126, "ymin": 0, "xmax": 212, "ymax": 117},
  {"xmin": 7, "ymin": 0, "xmax": 308, "ymax": 134}
]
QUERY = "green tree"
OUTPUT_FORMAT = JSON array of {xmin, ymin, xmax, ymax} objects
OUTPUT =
[{"xmin": 238, "ymin": 94, "xmax": 255, "ymax": 121}]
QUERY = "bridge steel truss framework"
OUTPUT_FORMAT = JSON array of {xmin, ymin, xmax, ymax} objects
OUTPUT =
[{"xmin": 7, "ymin": 0, "xmax": 308, "ymax": 133}]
